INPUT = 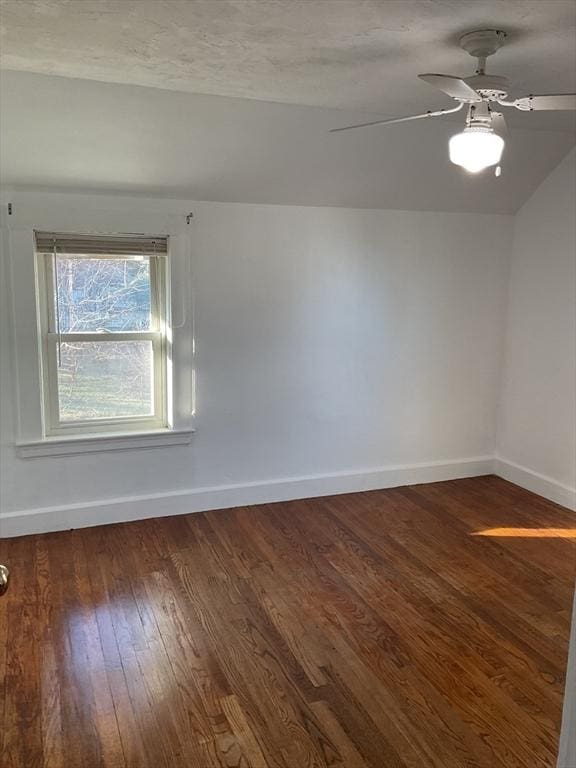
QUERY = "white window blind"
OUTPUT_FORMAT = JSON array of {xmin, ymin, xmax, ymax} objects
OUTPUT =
[{"xmin": 35, "ymin": 232, "xmax": 168, "ymax": 257}]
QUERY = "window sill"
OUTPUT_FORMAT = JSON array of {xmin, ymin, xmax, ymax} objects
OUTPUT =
[{"xmin": 16, "ymin": 428, "xmax": 195, "ymax": 458}]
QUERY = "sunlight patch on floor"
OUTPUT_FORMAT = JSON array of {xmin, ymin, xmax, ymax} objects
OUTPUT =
[{"xmin": 472, "ymin": 527, "xmax": 576, "ymax": 538}]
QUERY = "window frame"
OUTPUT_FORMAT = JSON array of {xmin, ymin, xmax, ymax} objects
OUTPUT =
[
  {"xmin": 4, "ymin": 198, "xmax": 195, "ymax": 458},
  {"xmin": 36, "ymin": 242, "xmax": 169, "ymax": 437}
]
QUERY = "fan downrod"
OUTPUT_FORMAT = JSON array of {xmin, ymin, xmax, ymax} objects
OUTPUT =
[{"xmin": 459, "ymin": 29, "xmax": 509, "ymax": 98}]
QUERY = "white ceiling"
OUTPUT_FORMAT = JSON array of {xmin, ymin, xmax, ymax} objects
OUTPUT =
[{"xmin": 0, "ymin": 1, "xmax": 575, "ymax": 211}]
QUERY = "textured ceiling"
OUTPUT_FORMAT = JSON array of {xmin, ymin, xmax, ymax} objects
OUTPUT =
[
  {"xmin": 1, "ymin": 0, "xmax": 576, "ymax": 130},
  {"xmin": 2, "ymin": 70, "xmax": 573, "ymax": 213}
]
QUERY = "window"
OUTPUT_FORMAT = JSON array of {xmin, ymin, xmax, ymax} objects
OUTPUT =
[{"xmin": 35, "ymin": 232, "xmax": 169, "ymax": 436}]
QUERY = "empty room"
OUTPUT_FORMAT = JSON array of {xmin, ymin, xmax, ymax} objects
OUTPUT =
[{"xmin": 1, "ymin": 1, "xmax": 575, "ymax": 766}]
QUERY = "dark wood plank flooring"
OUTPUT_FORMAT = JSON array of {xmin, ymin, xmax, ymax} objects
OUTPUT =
[{"xmin": 1, "ymin": 475, "xmax": 575, "ymax": 767}]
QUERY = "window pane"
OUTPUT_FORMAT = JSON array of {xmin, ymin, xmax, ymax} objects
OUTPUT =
[
  {"xmin": 57, "ymin": 341, "xmax": 153, "ymax": 420},
  {"xmin": 55, "ymin": 256, "xmax": 152, "ymax": 332}
]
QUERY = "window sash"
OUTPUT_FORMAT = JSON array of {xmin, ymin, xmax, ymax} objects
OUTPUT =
[
  {"xmin": 38, "ymin": 250, "xmax": 168, "ymax": 436},
  {"xmin": 46, "ymin": 331, "xmax": 160, "ymax": 342}
]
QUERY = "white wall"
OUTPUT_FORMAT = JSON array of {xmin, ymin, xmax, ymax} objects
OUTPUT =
[
  {"xmin": 0, "ymin": 192, "xmax": 511, "ymax": 534},
  {"xmin": 496, "ymin": 149, "xmax": 576, "ymax": 510}
]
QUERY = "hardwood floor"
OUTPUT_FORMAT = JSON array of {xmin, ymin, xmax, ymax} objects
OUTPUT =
[{"xmin": 1, "ymin": 475, "xmax": 575, "ymax": 767}]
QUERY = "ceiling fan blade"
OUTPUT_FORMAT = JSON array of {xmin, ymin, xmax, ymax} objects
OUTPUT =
[
  {"xmin": 418, "ymin": 74, "xmax": 481, "ymax": 102},
  {"xmin": 329, "ymin": 102, "xmax": 464, "ymax": 133},
  {"xmin": 491, "ymin": 111, "xmax": 508, "ymax": 136},
  {"xmin": 512, "ymin": 94, "xmax": 576, "ymax": 111}
]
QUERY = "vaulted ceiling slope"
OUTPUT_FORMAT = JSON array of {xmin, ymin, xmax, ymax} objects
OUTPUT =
[
  {"xmin": 1, "ymin": 1, "xmax": 575, "ymax": 212},
  {"xmin": 2, "ymin": 70, "xmax": 573, "ymax": 214}
]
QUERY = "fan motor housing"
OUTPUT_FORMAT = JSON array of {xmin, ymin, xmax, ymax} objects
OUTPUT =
[{"xmin": 464, "ymin": 74, "xmax": 509, "ymax": 101}]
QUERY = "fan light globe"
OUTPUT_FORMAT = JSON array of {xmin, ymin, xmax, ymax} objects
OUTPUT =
[{"xmin": 449, "ymin": 127, "xmax": 504, "ymax": 173}]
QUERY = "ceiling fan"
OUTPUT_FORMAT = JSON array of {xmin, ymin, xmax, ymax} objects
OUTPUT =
[{"xmin": 330, "ymin": 29, "xmax": 576, "ymax": 175}]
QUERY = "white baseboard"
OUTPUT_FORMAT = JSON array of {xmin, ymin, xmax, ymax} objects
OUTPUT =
[
  {"xmin": 0, "ymin": 456, "xmax": 493, "ymax": 538},
  {"xmin": 494, "ymin": 457, "xmax": 576, "ymax": 511}
]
